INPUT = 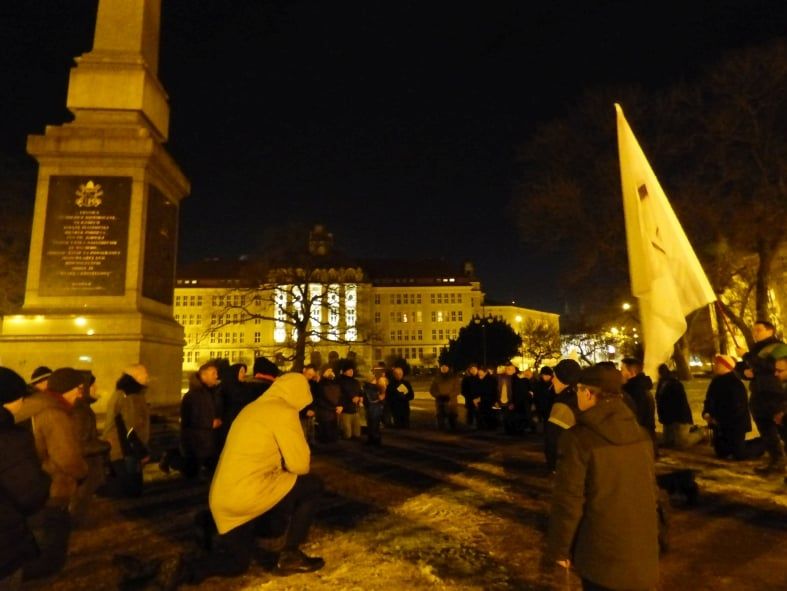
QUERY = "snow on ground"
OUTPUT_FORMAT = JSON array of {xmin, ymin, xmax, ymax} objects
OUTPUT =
[{"xmin": 25, "ymin": 378, "xmax": 787, "ymax": 590}]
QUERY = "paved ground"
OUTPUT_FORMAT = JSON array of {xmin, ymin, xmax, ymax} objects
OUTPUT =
[{"xmin": 23, "ymin": 379, "xmax": 787, "ymax": 591}]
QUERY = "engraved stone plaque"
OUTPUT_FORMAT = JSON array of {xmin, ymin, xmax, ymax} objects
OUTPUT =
[
  {"xmin": 141, "ymin": 185, "xmax": 177, "ymax": 305},
  {"xmin": 39, "ymin": 176, "xmax": 131, "ymax": 296}
]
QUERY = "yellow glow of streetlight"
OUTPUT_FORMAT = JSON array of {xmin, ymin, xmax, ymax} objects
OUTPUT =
[{"xmin": 622, "ymin": 302, "xmax": 631, "ymax": 311}]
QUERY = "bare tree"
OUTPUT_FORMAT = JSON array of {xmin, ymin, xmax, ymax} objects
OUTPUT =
[{"xmin": 519, "ymin": 319, "xmax": 561, "ymax": 369}]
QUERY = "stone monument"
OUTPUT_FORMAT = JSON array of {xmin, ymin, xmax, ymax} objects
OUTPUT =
[{"xmin": 0, "ymin": 0, "xmax": 189, "ymax": 407}]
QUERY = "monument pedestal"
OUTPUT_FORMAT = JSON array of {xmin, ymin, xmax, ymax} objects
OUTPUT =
[{"xmin": 0, "ymin": 0, "xmax": 189, "ymax": 408}]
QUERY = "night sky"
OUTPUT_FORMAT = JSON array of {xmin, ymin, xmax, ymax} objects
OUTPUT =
[{"xmin": 1, "ymin": 1, "xmax": 784, "ymax": 312}]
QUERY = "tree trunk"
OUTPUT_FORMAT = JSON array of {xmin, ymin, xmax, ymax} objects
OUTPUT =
[
  {"xmin": 672, "ymin": 338, "xmax": 692, "ymax": 381},
  {"xmin": 755, "ymin": 238, "xmax": 776, "ymax": 322}
]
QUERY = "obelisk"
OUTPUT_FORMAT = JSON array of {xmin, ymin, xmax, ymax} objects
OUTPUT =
[{"xmin": 0, "ymin": 0, "xmax": 189, "ymax": 407}]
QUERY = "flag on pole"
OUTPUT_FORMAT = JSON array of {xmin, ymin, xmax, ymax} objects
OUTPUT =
[{"xmin": 616, "ymin": 104, "xmax": 716, "ymax": 379}]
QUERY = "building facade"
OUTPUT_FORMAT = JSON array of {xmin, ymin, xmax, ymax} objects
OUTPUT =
[{"xmin": 173, "ymin": 228, "xmax": 559, "ymax": 373}]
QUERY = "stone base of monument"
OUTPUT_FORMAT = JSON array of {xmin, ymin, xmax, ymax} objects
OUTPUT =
[{"xmin": 0, "ymin": 312, "xmax": 184, "ymax": 409}]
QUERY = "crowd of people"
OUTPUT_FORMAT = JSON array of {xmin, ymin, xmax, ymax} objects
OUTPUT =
[{"xmin": 1, "ymin": 317, "xmax": 786, "ymax": 590}]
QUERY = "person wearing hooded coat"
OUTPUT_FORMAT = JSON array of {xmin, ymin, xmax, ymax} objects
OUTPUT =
[
  {"xmin": 102, "ymin": 365, "xmax": 151, "ymax": 497},
  {"xmin": 184, "ymin": 373, "xmax": 324, "ymax": 583},
  {"xmin": 547, "ymin": 364, "xmax": 659, "ymax": 591},
  {"xmin": 0, "ymin": 368, "xmax": 51, "ymax": 588}
]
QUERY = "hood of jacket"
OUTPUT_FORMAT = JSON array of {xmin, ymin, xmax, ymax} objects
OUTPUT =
[
  {"xmin": 577, "ymin": 396, "xmax": 647, "ymax": 446},
  {"xmin": 261, "ymin": 373, "xmax": 313, "ymax": 411}
]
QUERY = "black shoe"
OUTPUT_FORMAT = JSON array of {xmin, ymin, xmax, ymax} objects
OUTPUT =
[
  {"xmin": 254, "ymin": 548, "xmax": 279, "ymax": 571},
  {"xmin": 274, "ymin": 549, "xmax": 325, "ymax": 575}
]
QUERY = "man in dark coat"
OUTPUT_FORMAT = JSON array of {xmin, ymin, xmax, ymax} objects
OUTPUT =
[
  {"xmin": 460, "ymin": 364, "xmax": 479, "ymax": 427},
  {"xmin": 475, "ymin": 367, "xmax": 499, "ymax": 430},
  {"xmin": 737, "ymin": 321, "xmax": 786, "ymax": 474},
  {"xmin": 387, "ymin": 365, "xmax": 415, "ymax": 428},
  {"xmin": 0, "ymin": 368, "xmax": 51, "ymax": 587},
  {"xmin": 315, "ymin": 367, "xmax": 342, "ymax": 443},
  {"xmin": 702, "ymin": 354, "xmax": 755, "ymax": 460},
  {"xmin": 532, "ymin": 366, "xmax": 555, "ymax": 429},
  {"xmin": 544, "ymin": 359, "xmax": 581, "ymax": 471},
  {"xmin": 621, "ymin": 357, "xmax": 657, "ymax": 452},
  {"xmin": 181, "ymin": 361, "xmax": 222, "ymax": 478},
  {"xmin": 547, "ymin": 364, "xmax": 659, "ymax": 591},
  {"xmin": 336, "ymin": 360, "xmax": 363, "ymax": 440},
  {"xmin": 655, "ymin": 364, "xmax": 702, "ymax": 449}
]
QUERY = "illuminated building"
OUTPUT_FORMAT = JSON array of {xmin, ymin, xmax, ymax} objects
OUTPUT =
[{"xmin": 173, "ymin": 226, "xmax": 559, "ymax": 372}]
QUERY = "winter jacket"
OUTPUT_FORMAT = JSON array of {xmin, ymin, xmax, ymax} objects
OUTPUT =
[
  {"xmin": 210, "ymin": 373, "xmax": 312, "ymax": 534},
  {"xmin": 386, "ymin": 378, "xmax": 415, "ymax": 412},
  {"xmin": 532, "ymin": 378, "xmax": 554, "ymax": 421},
  {"xmin": 655, "ymin": 376, "xmax": 694, "ymax": 425},
  {"xmin": 429, "ymin": 373, "xmax": 460, "ymax": 411},
  {"xmin": 315, "ymin": 378, "xmax": 342, "ymax": 424},
  {"xmin": 181, "ymin": 373, "xmax": 219, "ymax": 460},
  {"xmin": 702, "ymin": 372, "xmax": 751, "ymax": 434},
  {"xmin": 15, "ymin": 392, "xmax": 88, "ymax": 503},
  {"xmin": 511, "ymin": 375, "xmax": 532, "ymax": 414},
  {"xmin": 460, "ymin": 374, "xmax": 478, "ymax": 407},
  {"xmin": 622, "ymin": 372, "xmax": 656, "ymax": 433},
  {"xmin": 336, "ymin": 374, "xmax": 363, "ymax": 414},
  {"xmin": 547, "ymin": 395, "xmax": 659, "ymax": 590},
  {"xmin": 102, "ymin": 377, "xmax": 150, "ymax": 462},
  {"xmin": 476, "ymin": 374, "xmax": 499, "ymax": 411},
  {"xmin": 0, "ymin": 407, "xmax": 50, "ymax": 578}
]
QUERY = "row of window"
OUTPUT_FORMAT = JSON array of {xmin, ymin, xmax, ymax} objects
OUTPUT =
[
  {"xmin": 211, "ymin": 313, "xmax": 261, "ymax": 326},
  {"xmin": 175, "ymin": 295, "xmax": 204, "ymax": 307},
  {"xmin": 432, "ymin": 328, "xmax": 458, "ymax": 341},
  {"xmin": 372, "ymin": 293, "xmax": 465, "ymax": 305},
  {"xmin": 184, "ymin": 350, "xmax": 246, "ymax": 364},
  {"xmin": 374, "ymin": 310, "xmax": 464, "ymax": 324},
  {"xmin": 389, "ymin": 329, "xmax": 424, "ymax": 342},
  {"xmin": 209, "ymin": 332, "xmax": 246, "ymax": 344},
  {"xmin": 212, "ymin": 294, "xmax": 252, "ymax": 308},
  {"xmin": 387, "ymin": 346, "xmax": 441, "ymax": 360},
  {"xmin": 175, "ymin": 314, "xmax": 202, "ymax": 326}
]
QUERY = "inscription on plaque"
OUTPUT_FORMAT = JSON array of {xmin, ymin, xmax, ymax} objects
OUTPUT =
[
  {"xmin": 142, "ymin": 185, "xmax": 177, "ymax": 305},
  {"xmin": 39, "ymin": 176, "xmax": 131, "ymax": 296}
]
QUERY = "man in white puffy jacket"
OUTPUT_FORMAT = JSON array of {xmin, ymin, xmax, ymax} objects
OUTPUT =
[{"xmin": 186, "ymin": 373, "xmax": 324, "ymax": 583}]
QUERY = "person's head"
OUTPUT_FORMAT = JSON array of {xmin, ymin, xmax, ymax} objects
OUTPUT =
[
  {"xmin": 393, "ymin": 366, "xmax": 405, "ymax": 380},
  {"xmin": 539, "ymin": 366, "xmax": 554, "ymax": 382},
  {"xmin": 338, "ymin": 359, "xmax": 355, "ymax": 377},
  {"xmin": 123, "ymin": 364, "xmax": 150, "ymax": 388},
  {"xmin": 477, "ymin": 367, "xmax": 488, "ymax": 378},
  {"xmin": 198, "ymin": 362, "xmax": 219, "ymax": 387},
  {"xmin": 47, "ymin": 367, "xmax": 85, "ymax": 406},
  {"xmin": 321, "ymin": 366, "xmax": 335, "ymax": 380},
  {"xmin": 521, "ymin": 368, "xmax": 533, "ymax": 379},
  {"xmin": 620, "ymin": 357, "xmax": 643, "ymax": 382},
  {"xmin": 29, "ymin": 366, "xmax": 52, "ymax": 393},
  {"xmin": 466, "ymin": 364, "xmax": 478, "ymax": 376},
  {"xmin": 774, "ymin": 357, "xmax": 787, "ymax": 383},
  {"xmin": 552, "ymin": 359, "xmax": 582, "ymax": 394},
  {"xmin": 253, "ymin": 356, "xmax": 281, "ymax": 378},
  {"xmin": 657, "ymin": 364, "xmax": 672, "ymax": 380},
  {"xmin": 713, "ymin": 354, "xmax": 736, "ymax": 376},
  {"xmin": 503, "ymin": 362, "xmax": 516, "ymax": 376},
  {"xmin": 576, "ymin": 365, "xmax": 623, "ymax": 412},
  {"xmin": 439, "ymin": 364, "xmax": 450, "ymax": 375},
  {"xmin": 302, "ymin": 364, "xmax": 317, "ymax": 382},
  {"xmin": 0, "ymin": 367, "xmax": 28, "ymax": 414},
  {"xmin": 752, "ymin": 320, "xmax": 776, "ymax": 343}
]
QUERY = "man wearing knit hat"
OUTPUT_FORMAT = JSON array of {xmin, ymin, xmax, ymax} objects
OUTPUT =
[
  {"xmin": 13, "ymin": 367, "xmax": 88, "ymax": 580},
  {"xmin": 29, "ymin": 366, "xmax": 52, "ymax": 394},
  {"xmin": 701, "ymin": 355, "xmax": 756, "ymax": 460},
  {"xmin": 547, "ymin": 364, "xmax": 659, "ymax": 591},
  {"xmin": 0, "ymin": 368, "xmax": 51, "ymax": 587},
  {"xmin": 544, "ymin": 359, "xmax": 582, "ymax": 472}
]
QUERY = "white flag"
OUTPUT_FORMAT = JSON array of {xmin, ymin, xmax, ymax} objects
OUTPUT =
[{"xmin": 616, "ymin": 104, "xmax": 716, "ymax": 379}]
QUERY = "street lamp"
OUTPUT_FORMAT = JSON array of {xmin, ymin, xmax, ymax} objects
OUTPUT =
[{"xmin": 622, "ymin": 302, "xmax": 631, "ymax": 311}]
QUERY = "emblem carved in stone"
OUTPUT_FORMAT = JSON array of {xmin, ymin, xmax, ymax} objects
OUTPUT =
[{"xmin": 75, "ymin": 180, "xmax": 104, "ymax": 207}]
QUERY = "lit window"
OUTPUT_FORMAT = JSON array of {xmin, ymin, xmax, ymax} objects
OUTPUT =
[
  {"xmin": 375, "ymin": 312, "xmax": 381, "ymax": 323},
  {"xmin": 345, "ymin": 284, "xmax": 357, "ymax": 341}
]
